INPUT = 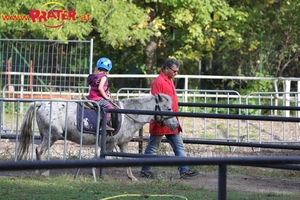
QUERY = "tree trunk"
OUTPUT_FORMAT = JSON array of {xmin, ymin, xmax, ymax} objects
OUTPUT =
[{"xmin": 144, "ymin": 2, "xmax": 157, "ymax": 87}]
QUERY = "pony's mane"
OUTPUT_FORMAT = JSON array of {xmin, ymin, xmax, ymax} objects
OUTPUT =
[
  {"xmin": 121, "ymin": 93, "xmax": 170, "ymax": 102},
  {"xmin": 120, "ymin": 94, "xmax": 170, "ymax": 110}
]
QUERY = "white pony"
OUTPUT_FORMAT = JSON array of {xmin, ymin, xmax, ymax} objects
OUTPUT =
[{"xmin": 17, "ymin": 94, "xmax": 179, "ymax": 181}]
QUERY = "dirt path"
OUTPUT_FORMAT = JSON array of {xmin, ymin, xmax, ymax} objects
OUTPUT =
[{"xmin": 106, "ymin": 167, "xmax": 300, "ymax": 195}]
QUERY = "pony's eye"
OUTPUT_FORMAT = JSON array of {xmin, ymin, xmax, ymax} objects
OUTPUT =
[{"xmin": 168, "ymin": 108, "xmax": 172, "ymax": 111}]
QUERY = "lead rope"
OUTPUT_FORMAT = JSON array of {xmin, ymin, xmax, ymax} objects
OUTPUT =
[{"xmin": 108, "ymin": 100, "xmax": 146, "ymax": 123}]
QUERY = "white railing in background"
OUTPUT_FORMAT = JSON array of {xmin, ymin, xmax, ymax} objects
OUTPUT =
[{"xmin": 2, "ymin": 73, "xmax": 300, "ymax": 100}]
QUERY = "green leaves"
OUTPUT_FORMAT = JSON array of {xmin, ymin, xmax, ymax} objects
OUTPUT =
[
  {"xmin": 1, "ymin": 0, "xmax": 300, "ymax": 83},
  {"xmin": 0, "ymin": 0, "xmax": 152, "ymax": 47}
]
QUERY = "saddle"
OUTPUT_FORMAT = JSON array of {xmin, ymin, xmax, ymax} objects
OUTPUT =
[{"xmin": 78, "ymin": 96, "xmax": 122, "ymax": 135}]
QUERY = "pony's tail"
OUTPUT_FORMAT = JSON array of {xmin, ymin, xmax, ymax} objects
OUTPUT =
[{"xmin": 17, "ymin": 102, "xmax": 42, "ymax": 160}]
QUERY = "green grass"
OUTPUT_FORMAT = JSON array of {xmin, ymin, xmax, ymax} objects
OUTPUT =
[
  {"xmin": 198, "ymin": 165, "xmax": 300, "ymax": 180},
  {"xmin": 0, "ymin": 174, "xmax": 299, "ymax": 200},
  {"xmin": 0, "ymin": 175, "xmax": 212, "ymax": 200}
]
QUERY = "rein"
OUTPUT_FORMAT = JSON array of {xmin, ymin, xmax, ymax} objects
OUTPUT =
[{"xmin": 109, "ymin": 100, "xmax": 140, "ymax": 123}]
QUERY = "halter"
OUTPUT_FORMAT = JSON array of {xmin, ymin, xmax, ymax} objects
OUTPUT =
[
  {"xmin": 154, "ymin": 95, "xmax": 165, "ymax": 126},
  {"xmin": 115, "ymin": 95, "xmax": 172, "ymax": 125}
]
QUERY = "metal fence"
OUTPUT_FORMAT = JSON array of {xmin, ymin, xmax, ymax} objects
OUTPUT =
[
  {"xmin": 245, "ymin": 91, "xmax": 300, "ymax": 143},
  {"xmin": 0, "ymin": 38, "xmax": 93, "ymax": 97},
  {"xmin": 2, "ymin": 86, "xmax": 300, "ymax": 145},
  {"xmin": 0, "ymin": 98, "xmax": 102, "ymax": 181},
  {"xmin": 116, "ymin": 87, "xmax": 243, "ymax": 140},
  {"xmin": 115, "ymin": 88, "xmax": 300, "ymax": 145}
]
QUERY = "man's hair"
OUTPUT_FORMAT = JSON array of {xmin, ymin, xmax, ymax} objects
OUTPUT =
[{"xmin": 163, "ymin": 58, "xmax": 180, "ymax": 70}]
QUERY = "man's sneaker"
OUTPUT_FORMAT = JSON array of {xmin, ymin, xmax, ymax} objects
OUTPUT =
[
  {"xmin": 180, "ymin": 169, "xmax": 199, "ymax": 179},
  {"xmin": 140, "ymin": 171, "xmax": 156, "ymax": 179}
]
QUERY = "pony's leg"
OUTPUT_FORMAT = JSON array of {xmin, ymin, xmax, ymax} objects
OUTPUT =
[
  {"xmin": 35, "ymin": 143, "xmax": 50, "ymax": 176},
  {"xmin": 119, "ymin": 143, "xmax": 138, "ymax": 181},
  {"xmin": 35, "ymin": 131, "xmax": 60, "ymax": 176},
  {"xmin": 126, "ymin": 168, "xmax": 138, "ymax": 181}
]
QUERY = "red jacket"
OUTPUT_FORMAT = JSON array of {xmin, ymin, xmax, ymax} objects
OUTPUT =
[{"xmin": 149, "ymin": 71, "xmax": 182, "ymax": 135}]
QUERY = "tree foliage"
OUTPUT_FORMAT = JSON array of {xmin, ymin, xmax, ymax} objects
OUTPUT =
[
  {"xmin": 0, "ymin": 0, "xmax": 152, "ymax": 46},
  {"xmin": 200, "ymin": 0, "xmax": 300, "ymax": 91}
]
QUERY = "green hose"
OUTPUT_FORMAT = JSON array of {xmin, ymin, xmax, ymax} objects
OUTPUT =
[{"xmin": 101, "ymin": 194, "xmax": 188, "ymax": 200}]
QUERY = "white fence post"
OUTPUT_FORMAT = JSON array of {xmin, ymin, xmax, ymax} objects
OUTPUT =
[{"xmin": 283, "ymin": 80, "xmax": 291, "ymax": 117}]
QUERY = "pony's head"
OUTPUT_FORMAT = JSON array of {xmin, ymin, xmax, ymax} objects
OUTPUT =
[{"xmin": 153, "ymin": 94, "xmax": 179, "ymax": 131}]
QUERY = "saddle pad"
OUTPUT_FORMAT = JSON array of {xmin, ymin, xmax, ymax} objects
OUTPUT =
[{"xmin": 76, "ymin": 103, "xmax": 101, "ymax": 134}]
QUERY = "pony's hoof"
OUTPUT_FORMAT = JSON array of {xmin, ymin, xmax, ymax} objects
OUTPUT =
[
  {"xmin": 129, "ymin": 176, "xmax": 138, "ymax": 182},
  {"xmin": 35, "ymin": 170, "xmax": 50, "ymax": 177},
  {"xmin": 41, "ymin": 171, "xmax": 50, "ymax": 177}
]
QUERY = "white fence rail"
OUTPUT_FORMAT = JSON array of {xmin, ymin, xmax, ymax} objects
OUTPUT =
[{"xmin": 1, "ymin": 80, "xmax": 300, "ymax": 145}]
